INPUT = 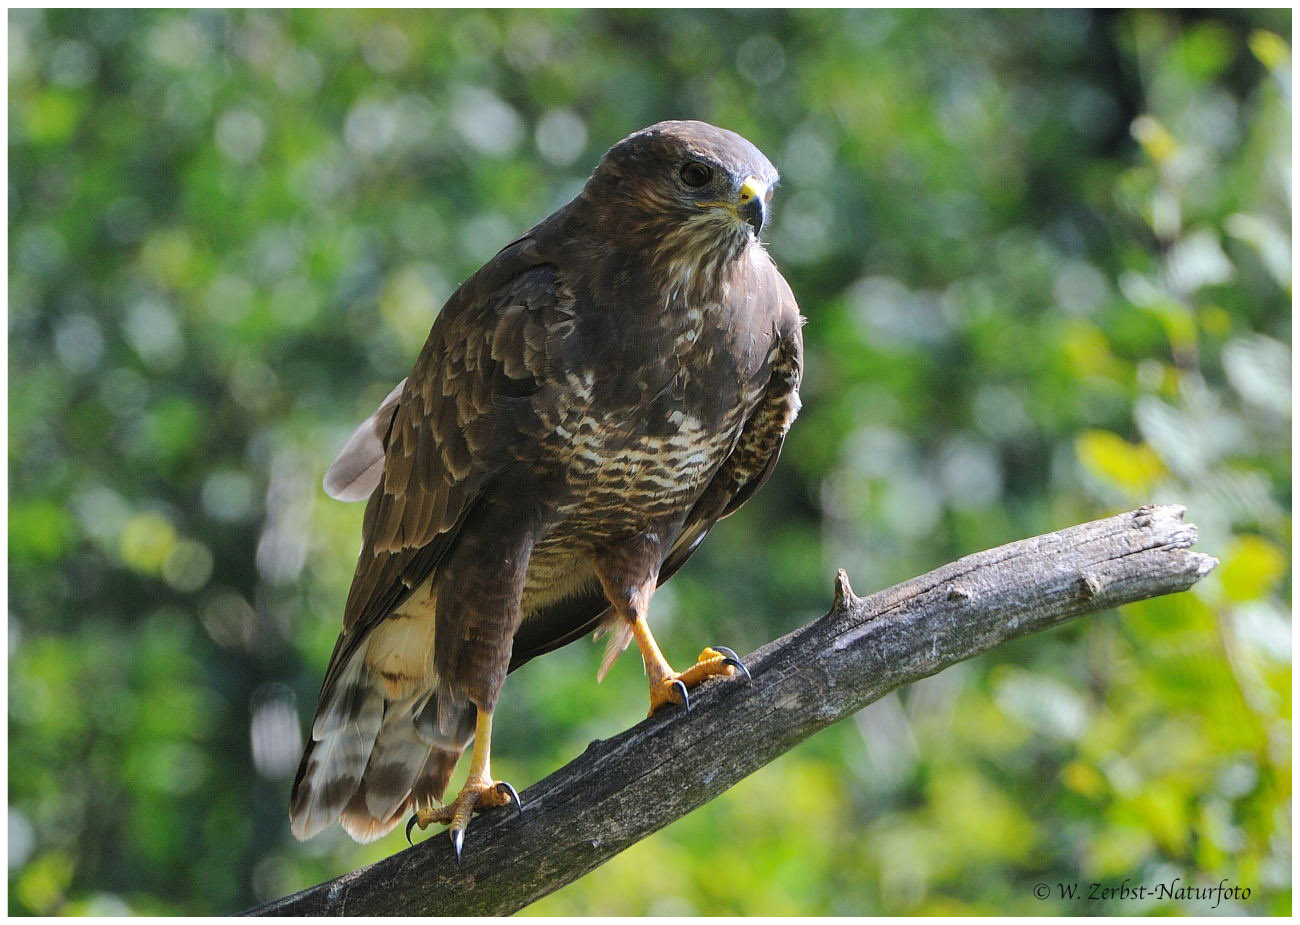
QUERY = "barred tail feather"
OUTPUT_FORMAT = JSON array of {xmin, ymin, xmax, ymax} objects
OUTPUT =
[
  {"xmin": 337, "ymin": 694, "xmax": 473, "ymax": 842},
  {"xmin": 290, "ymin": 648, "xmax": 384, "ymax": 841},
  {"xmin": 365, "ymin": 698, "xmax": 435, "ymax": 817},
  {"xmin": 289, "ymin": 591, "xmax": 476, "ymax": 843},
  {"xmin": 409, "ymin": 747, "xmax": 463, "ymax": 811},
  {"xmin": 338, "ymin": 744, "xmax": 467, "ymax": 843}
]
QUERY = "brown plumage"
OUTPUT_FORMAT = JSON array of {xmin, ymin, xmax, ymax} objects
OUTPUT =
[{"xmin": 290, "ymin": 120, "xmax": 804, "ymax": 848}]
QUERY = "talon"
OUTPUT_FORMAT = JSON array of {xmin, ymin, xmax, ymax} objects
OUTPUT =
[
  {"xmin": 495, "ymin": 780, "xmax": 521, "ymax": 814},
  {"xmin": 720, "ymin": 656, "xmax": 750, "ymax": 680},
  {"xmin": 402, "ymin": 712, "xmax": 516, "ymax": 862},
  {"xmin": 712, "ymin": 645, "xmax": 751, "ymax": 682},
  {"xmin": 405, "ymin": 807, "xmax": 438, "ymax": 846},
  {"xmin": 672, "ymin": 678, "xmax": 690, "ymax": 711}
]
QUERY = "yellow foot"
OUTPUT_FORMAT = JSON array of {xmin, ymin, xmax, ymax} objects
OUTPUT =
[
  {"xmin": 648, "ymin": 646, "xmax": 751, "ymax": 715},
  {"xmin": 405, "ymin": 779, "xmax": 520, "ymax": 861}
]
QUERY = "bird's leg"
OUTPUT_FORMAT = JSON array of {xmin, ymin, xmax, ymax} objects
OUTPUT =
[
  {"xmin": 405, "ymin": 709, "xmax": 519, "ymax": 861},
  {"xmin": 593, "ymin": 541, "xmax": 749, "ymax": 716},
  {"xmin": 627, "ymin": 610, "xmax": 746, "ymax": 715}
]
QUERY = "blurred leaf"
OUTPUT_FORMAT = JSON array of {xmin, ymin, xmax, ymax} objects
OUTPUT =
[
  {"xmin": 10, "ymin": 499, "xmax": 74, "ymax": 561},
  {"xmin": 1076, "ymin": 429, "xmax": 1167, "ymax": 494},
  {"xmin": 1248, "ymin": 29, "xmax": 1291, "ymax": 71},
  {"xmin": 1062, "ymin": 760, "xmax": 1107, "ymax": 798},
  {"xmin": 13, "ymin": 851, "xmax": 74, "ymax": 915},
  {"xmin": 21, "ymin": 89, "xmax": 82, "ymax": 145},
  {"xmin": 1131, "ymin": 115, "xmax": 1177, "ymax": 164},
  {"xmin": 1130, "ymin": 786, "xmax": 1189, "ymax": 855},
  {"xmin": 1222, "ymin": 334, "xmax": 1291, "ymax": 416},
  {"xmin": 1179, "ymin": 22, "xmax": 1236, "ymax": 81},
  {"xmin": 1218, "ymin": 535, "xmax": 1287, "ymax": 602},
  {"xmin": 119, "ymin": 512, "xmax": 178, "ymax": 574}
]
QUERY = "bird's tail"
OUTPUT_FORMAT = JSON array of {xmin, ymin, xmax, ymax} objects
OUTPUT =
[{"xmin": 289, "ymin": 602, "xmax": 475, "ymax": 843}]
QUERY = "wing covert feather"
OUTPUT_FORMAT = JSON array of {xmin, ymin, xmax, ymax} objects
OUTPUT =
[{"xmin": 322, "ymin": 246, "xmax": 570, "ymax": 707}]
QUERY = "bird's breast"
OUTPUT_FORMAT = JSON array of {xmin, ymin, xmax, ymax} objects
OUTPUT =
[
  {"xmin": 527, "ymin": 342, "xmax": 758, "ymax": 530},
  {"xmin": 518, "ymin": 408, "xmax": 742, "ymax": 616},
  {"xmin": 511, "ymin": 292, "xmax": 776, "ymax": 614},
  {"xmin": 512, "ymin": 279, "xmax": 775, "ymax": 553},
  {"xmin": 548, "ymin": 406, "xmax": 738, "ymax": 533}
]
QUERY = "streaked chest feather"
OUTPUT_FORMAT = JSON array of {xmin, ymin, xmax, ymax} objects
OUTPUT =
[
  {"xmin": 530, "ymin": 357, "xmax": 763, "ymax": 539},
  {"xmin": 553, "ymin": 411, "xmax": 736, "ymax": 519},
  {"xmin": 518, "ymin": 418, "xmax": 738, "ymax": 616}
]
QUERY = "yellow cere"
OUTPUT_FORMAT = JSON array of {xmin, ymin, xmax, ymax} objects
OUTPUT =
[{"xmin": 737, "ymin": 176, "xmax": 764, "ymax": 204}]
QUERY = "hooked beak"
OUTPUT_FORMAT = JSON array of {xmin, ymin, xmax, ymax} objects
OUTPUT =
[{"xmin": 737, "ymin": 176, "xmax": 768, "ymax": 235}]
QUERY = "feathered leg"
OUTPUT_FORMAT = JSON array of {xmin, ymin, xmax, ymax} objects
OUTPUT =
[{"xmin": 402, "ymin": 497, "xmax": 534, "ymax": 858}]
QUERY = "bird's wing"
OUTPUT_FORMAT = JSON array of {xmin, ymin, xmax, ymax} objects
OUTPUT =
[
  {"xmin": 663, "ymin": 321, "xmax": 803, "ymax": 577},
  {"xmin": 292, "ymin": 238, "xmax": 580, "ymax": 840},
  {"xmin": 508, "ymin": 256, "xmax": 804, "ymax": 671},
  {"xmin": 315, "ymin": 239, "xmax": 574, "ymax": 702}
]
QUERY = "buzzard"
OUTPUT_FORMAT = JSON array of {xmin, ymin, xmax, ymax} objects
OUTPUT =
[{"xmin": 290, "ymin": 120, "xmax": 804, "ymax": 857}]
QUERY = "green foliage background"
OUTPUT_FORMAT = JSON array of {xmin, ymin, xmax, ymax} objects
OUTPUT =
[{"xmin": 8, "ymin": 8, "xmax": 1291, "ymax": 915}]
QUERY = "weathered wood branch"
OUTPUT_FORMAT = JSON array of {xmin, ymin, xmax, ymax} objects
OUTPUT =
[{"xmin": 244, "ymin": 504, "xmax": 1216, "ymax": 917}]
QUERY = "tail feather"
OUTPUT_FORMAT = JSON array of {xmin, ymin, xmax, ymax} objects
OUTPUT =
[
  {"xmin": 337, "ymin": 741, "xmax": 465, "ymax": 843},
  {"xmin": 409, "ymin": 747, "xmax": 463, "ymax": 809},
  {"xmin": 290, "ymin": 592, "xmax": 480, "ymax": 843},
  {"xmin": 311, "ymin": 663, "xmax": 379, "ymax": 741},
  {"xmin": 337, "ymin": 784, "xmax": 405, "ymax": 843},
  {"xmin": 290, "ymin": 649, "xmax": 384, "ymax": 841},
  {"xmin": 360, "ymin": 696, "xmax": 448, "ymax": 823}
]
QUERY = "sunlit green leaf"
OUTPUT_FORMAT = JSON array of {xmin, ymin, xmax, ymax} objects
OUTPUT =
[
  {"xmin": 9, "ymin": 499, "xmax": 73, "ymax": 561},
  {"xmin": 1219, "ymin": 535, "xmax": 1287, "ymax": 602},
  {"xmin": 1076, "ymin": 430, "xmax": 1167, "ymax": 494}
]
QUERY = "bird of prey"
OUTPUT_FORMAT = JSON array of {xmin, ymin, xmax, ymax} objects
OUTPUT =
[{"xmin": 289, "ymin": 120, "xmax": 804, "ymax": 858}]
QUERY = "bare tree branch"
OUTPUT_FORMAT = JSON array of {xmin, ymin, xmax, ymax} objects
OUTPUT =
[{"xmin": 243, "ymin": 504, "xmax": 1216, "ymax": 917}]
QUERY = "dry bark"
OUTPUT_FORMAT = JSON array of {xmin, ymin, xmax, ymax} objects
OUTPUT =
[{"xmin": 244, "ymin": 504, "xmax": 1216, "ymax": 917}]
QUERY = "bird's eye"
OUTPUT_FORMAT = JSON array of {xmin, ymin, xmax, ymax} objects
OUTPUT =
[{"xmin": 680, "ymin": 162, "xmax": 712, "ymax": 188}]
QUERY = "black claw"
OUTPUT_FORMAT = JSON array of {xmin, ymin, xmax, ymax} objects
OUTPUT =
[
  {"xmin": 672, "ymin": 678, "xmax": 690, "ymax": 711},
  {"xmin": 721, "ymin": 656, "xmax": 751, "ymax": 681},
  {"xmin": 405, "ymin": 814, "xmax": 420, "ymax": 846},
  {"xmin": 495, "ymin": 781, "xmax": 522, "ymax": 814},
  {"xmin": 713, "ymin": 646, "xmax": 752, "ymax": 682},
  {"xmin": 451, "ymin": 827, "xmax": 464, "ymax": 864}
]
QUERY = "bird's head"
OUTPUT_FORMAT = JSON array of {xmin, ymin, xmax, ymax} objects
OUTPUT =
[{"xmin": 583, "ymin": 121, "xmax": 780, "ymax": 279}]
